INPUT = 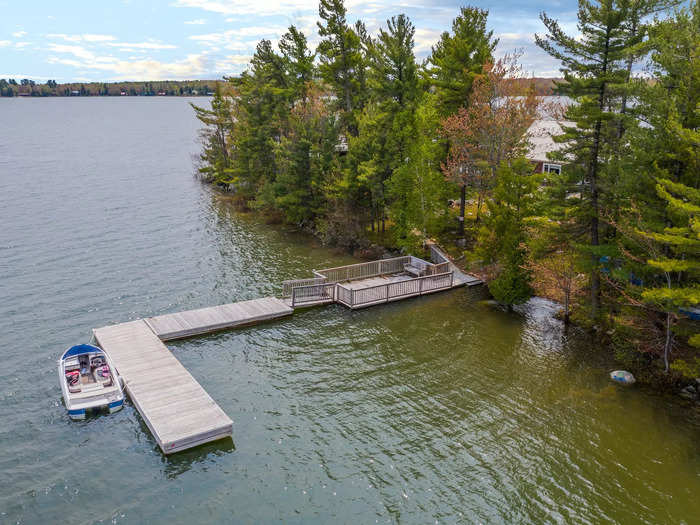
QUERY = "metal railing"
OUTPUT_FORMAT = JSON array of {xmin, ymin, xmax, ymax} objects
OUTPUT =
[
  {"xmin": 430, "ymin": 244, "xmax": 449, "ymax": 264},
  {"xmin": 336, "ymin": 271, "xmax": 454, "ymax": 308},
  {"xmin": 291, "ymin": 282, "xmax": 336, "ymax": 306},
  {"xmin": 314, "ymin": 256, "xmax": 412, "ymax": 283},
  {"xmin": 425, "ymin": 261, "xmax": 450, "ymax": 275},
  {"xmin": 336, "ymin": 283, "xmax": 353, "ymax": 307},
  {"xmin": 282, "ymin": 277, "xmax": 327, "ymax": 298},
  {"xmin": 284, "ymin": 252, "xmax": 456, "ymax": 307}
]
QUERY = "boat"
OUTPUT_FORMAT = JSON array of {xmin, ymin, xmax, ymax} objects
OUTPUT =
[{"xmin": 58, "ymin": 344, "xmax": 124, "ymax": 420}]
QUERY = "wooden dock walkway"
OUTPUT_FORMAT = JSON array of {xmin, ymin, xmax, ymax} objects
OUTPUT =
[
  {"xmin": 145, "ymin": 297, "xmax": 293, "ymax": 341},
  {"xmin": 90, "ymin": 251, "xmax": 480, "ymax": 455},
  {"xmin": 93, "ymin": 297, "xmax": 292, "ymax": 454},
  {"xmin": 94, "ymin": 320, "xmax": 233, "ymax": 454}
]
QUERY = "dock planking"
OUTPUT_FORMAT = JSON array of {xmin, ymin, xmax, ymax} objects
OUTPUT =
[
  {"xmin": 145, "ymin": 297, "xmax": 293, "ymax": 341},
  {"xmin": 90, "ymin": 253, "xmax": 477, "ymax": 454},
  {"xmin": 93, "ymin": 320, "xmax": 233, "ymax": 454},
  {"xmin": 93, "ymin": 297, "xmax": 292, "ymax": 454}
]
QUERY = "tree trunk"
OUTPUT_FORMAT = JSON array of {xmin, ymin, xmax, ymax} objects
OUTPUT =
[
  {"xmin": 664, "ymin": 311, "xmax": 672, "ymax": 373},
  {"xmin": 663, "ymin": 273, "xmax": 673, "ymax": 372},
  {"xmin": 458, "ymin": 184, "xmax": 466, "ymax": 237},
  {"xmin": 475, "ymin": 192, "xmax": 482, "ymax": 225},
  {"xmin": 588, "ymin": 29, "xmax": 610, "ymax": 320}
]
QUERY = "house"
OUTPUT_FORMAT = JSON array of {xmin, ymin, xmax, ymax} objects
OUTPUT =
[{"xmin": 525, "ymin": 119, "xmax": 574, "ymax": 175}]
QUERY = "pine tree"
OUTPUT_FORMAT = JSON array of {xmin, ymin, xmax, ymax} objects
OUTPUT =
[
  {"xmin": 423, "ymin": 6, "xmax": 497, "ymax": 117},
  {"xmin": 231, "ymin": 39, "xmax": 288, "ymax": 199},
  {"xmin": 191, "ymin": 83, "xmax": 235, "ymax": 186},
  {"xmin": 615, "ymin": 2, "xmax": 700, "ymax": 373},
  {"xmin": 279, "ymin": 26, "xmax": 316, "ymax": 103},
  {"xmin": 349, "ymin": 14, "xmax": 420, "ymax": 234},
  {"xmin": 480, "ymin": 158, "xmax": 542, "ymax": 308},
  {"xmin": 536, "ymin": 0, "xmax": 640, "ymax": 319},
  {"xmin": 274, "ymin": 85, "xmax": 339, "ymax": 227},
  {"xmin": 316, "ymin": 0, "xmax": 363, "ymax": 134},
  {"xmin": 387, "ymin": 94, "xmax": 447, "ymax": 248}
]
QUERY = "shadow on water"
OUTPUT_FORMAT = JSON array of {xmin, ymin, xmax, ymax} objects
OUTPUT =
[
  {"xmin": 160, "ymin": 438, "xmax": 237, "ymax": 479},
  {"xmin": 128, "ymin": 409, "xmax": 237, "ymax": 479}
]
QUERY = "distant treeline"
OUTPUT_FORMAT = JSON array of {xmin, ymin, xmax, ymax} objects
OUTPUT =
[{"xmin": 0, "ymin": 79, "xmax": 221, "ymax": 97}]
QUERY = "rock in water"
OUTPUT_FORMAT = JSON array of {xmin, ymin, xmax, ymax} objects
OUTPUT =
[
  {"xmin": 679, "ymin": 385, "xmax": 697, "ymax": 400},
  {"xmin": 610, "ymin": 370, "xmax": 636, "ymax": 385}
]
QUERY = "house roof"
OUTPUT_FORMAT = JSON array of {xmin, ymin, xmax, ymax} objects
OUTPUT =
[{"xmin": 525, "ymin": 119, "xmax": 575, "ymax": 163}]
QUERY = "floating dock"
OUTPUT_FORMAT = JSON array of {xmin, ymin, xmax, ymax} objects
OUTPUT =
[
  {"xmin": 145, "ymin": 297, "xmax": 293, "ymax": 341},
  {"xmin": 92, "ymin": 244, "xmax": 480, "ymax": 455},
  {"xmin": 93, "ymin": 297, "xmax": 292, "ymax": 454}
]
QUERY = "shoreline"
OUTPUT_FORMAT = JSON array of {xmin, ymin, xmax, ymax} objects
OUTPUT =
[{"xmin": 211, "ymin": 185, "xmax": 700, "ymax": 402}]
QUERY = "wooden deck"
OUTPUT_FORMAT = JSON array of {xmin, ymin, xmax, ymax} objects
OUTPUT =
[
  {"xmin": 89, "ymin": 248, "xmax": 479, "ymax": 454},
  {"xmin": 145, "ymin": 297, "xmax": 293, "ymax": 341},
  {"xmin": 93, "ymin": 297, "xmax": 292, "ymax": 454},
  {"xmin": 93, "ymin": 320, "xmax": 233, "ymax": 454}
]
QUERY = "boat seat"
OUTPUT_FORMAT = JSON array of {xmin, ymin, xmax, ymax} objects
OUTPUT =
[
  {"xmin": 94, "ymin": 365, "xmax": 113, "ymax": 386},
  {"xmin": 65, "ymin": 370, "xmax": 81, "ymax": 393}
]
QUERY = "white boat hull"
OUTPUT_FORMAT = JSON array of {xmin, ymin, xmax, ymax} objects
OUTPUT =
[{"xmin": 59, "ymin": 344, "xmax": 125, "ymax": 420}]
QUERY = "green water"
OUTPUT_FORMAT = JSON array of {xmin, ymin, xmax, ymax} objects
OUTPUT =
[{"xmin": 0, "ymin": 97, "xmax": 698, "ymax": 524}]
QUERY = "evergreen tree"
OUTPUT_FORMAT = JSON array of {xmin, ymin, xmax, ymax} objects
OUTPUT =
[
  {"xmin": 639, "ymin": 180, "xmax": 700, "ymax": 373},
  {"xmin": 191, "ymin": 83, "xmax": 235, "ymax": 186},
  {"xmin": 316, "ymin": 0, "xmax": 363, "ymax": 134},
  {"xmin": 274, "ymin": 85, "xmax": 339, "ymax": 227},
  {"xmin": 348, "ymin": 14, "xmax": 420, "ymax": 234},
  {"xmin": 232, "ymin": 39, "xmax": 288, "ymax": 199},
  {"xmin": 387, "ymin": 94, "xmax": 448, "ymax": 248},
  {"xmin": 613, "ymin": 2, "xmax": 699, "ymax": 374},
  {"xmin": 536, "ymin": 0, "xmax": 641, "ymax": 319},
  {"xmin": 480, "ymin": 158, "xmax": 541, "ymax": 308},
  {"xmin": 424, "ymin": 6, "xmax": 497, "ymax": 117},
  {"xmin": 279, "ymin": 26, "xmax": 315, "ymax": 102}
]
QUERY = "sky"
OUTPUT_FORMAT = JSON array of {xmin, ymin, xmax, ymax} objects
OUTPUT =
[{"xmin": 0, "ymin": 0, "xmax": 581, "ymax": 82}]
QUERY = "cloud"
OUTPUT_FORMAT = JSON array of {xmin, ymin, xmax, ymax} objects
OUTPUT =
[
  {"xmin": 47, "ymin": 54, "xmax": 209, "ymax": 80},
  {"xmin": 47, "ymin": 33, "xmax": 117, "ymax": 43},
  {"xmin": 185, "ymin": 19, "xmax": 207, "ymax": 24},
  {"xmin": 0, "ymin": 40, "xmax": 12, "ymax": 47},
  {"xmin": 189, "ymin": 26, "xmax": 285, "ymax": 52},
  {"xmin": 83, "ymin": 34, "xmax": 118, "ymax": 42},
  {"xmin": 12, "ymin": 31, "xmax": 27, "ymax": 38},
  {"xmin": 172, "ymin": 0, "xmax": 313, "ymax": 17},
  {"xmin": 47, "ymin": 43, "xmax": 96, "ymax": 60},
  {"xmin": 46, "ymin": 33, "xmax": 82, "ymax": 42},
  {"xmin": 214, "ymin": 54, "xmax": 251, "ymax": 71},
  {"xmin": 413, "ymin": 28, "xmax": 441, "ymax": 55},
  {"xmin": 105, "ymin": 41, "xmax": 178, "ymax": 50}
]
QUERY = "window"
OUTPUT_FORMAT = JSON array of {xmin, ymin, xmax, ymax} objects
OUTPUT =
[{"xmin": 543, "ymin": 163, "xmax": 561, "ymax": 175}]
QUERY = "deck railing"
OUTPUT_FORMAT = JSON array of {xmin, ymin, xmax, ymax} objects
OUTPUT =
[
  {"xmin": 314, "ymin": 256, "xmax": 412, "ymax": 283},
  {"xmin": 282, "ymin": 277, "xmax": 327, "ymax": 298},
  {"xmin": 291, "ymin": 282, "xmax": 336, "ymax": 306},
  {"xmin": 335, "ymin": 271, "xmax": 454, "ymax": 308},
  {"xmin": 425, "ymin": 261, "xmax": 450, "ymax": 275},
  {"xmin": 430, "ymin": 244, "xmax": 449, "ymax": 265}
]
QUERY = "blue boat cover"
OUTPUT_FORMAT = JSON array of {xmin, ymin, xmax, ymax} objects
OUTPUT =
[{"xmin": 62, "ymin": 344, "xmax": 102, "ymax": 360}]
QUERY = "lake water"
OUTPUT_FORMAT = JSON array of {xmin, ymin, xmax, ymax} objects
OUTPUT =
[{"xmin": 1, "ymin": 97, "xmax": 698, "ymax": 524}]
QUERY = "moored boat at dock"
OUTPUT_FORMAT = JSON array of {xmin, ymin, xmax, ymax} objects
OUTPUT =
[{"xmin": 58, "ymin": 344, "xmax": 124, "ymax": 420}]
